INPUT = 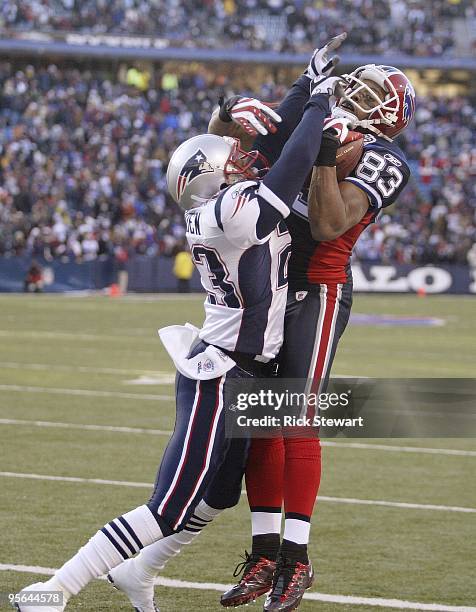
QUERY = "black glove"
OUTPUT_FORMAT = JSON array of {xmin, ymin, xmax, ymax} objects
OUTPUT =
[{"xmin": 315, "ymin": 131, "xmax": 340, "ymax": 167}]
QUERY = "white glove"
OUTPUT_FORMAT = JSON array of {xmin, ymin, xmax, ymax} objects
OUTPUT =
[
  {"xmin": 306, "ymin": 32, "xmax": 347, "ymax": 80},
  {"xmin": 310, "ymin": 76, "xmax": 345, "ymax": 108},
  {"xmin": 323, "ymin": 116, "xmax": 354, "ymax": 145},
  {"xmin": 219, "ymin": 95, "xmax": 282, "ymax": 136}
]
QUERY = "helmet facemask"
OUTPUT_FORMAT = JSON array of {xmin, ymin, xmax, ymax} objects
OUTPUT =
[
  {"xmin": 338, "ymin": 65, "xmax": 401, "ymax": 141},
  {"xmin": 223, "ymin": 136, "xmax": 269, "ymax": 183}
]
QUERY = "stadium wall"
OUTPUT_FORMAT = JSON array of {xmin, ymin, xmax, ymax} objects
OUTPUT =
[
  {"xmin": 1, "ymin": 33, "xmax": 476, "ymax": 70},
  {"xmin": 1, "ymin": 257, "xmax": 474, "ymax": 295}
]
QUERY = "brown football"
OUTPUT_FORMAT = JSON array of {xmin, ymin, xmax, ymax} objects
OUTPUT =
[{"xmin": 336, "ymin": 132, "xmax": 364, "ymax": 181}]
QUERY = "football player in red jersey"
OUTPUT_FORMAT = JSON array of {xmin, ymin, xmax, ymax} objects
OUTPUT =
[{"xmin": 217, "ymin": 64, "xmax": 416, "ymax": 611}]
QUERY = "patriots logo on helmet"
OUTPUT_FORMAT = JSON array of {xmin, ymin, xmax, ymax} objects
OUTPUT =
[{"xmin": 177, "ymin": 149, "xmax": 214, "ymax": 200}]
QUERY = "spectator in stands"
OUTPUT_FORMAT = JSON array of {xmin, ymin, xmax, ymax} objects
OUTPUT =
[
  {"xmin": 0, "ymin": 61, "xmax": 474, "ymax": 267},
  {"xmin": 0, "ymin": 0, "xmax": 471, "ymax": 58}
]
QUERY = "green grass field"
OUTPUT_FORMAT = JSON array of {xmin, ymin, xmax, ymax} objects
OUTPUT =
[{"xmin": 0, "ymin": 293, "xmax": 475, "ymax": 611}]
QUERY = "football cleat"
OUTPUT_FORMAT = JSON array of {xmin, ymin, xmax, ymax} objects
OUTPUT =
[
  {"xmin": 12, "ymin": 582, "xmax": 65, "ymax": 612},
  {"xmin": 220, "ymin": 551, "xmax": 276, "ymax": 607},
  {"xmin": 108, "ymin": 559, "xmax": 159, "ymax": 612},
  {"xmin": 263, "ymin": 556, "xmax": 314, "ymax": 611}
]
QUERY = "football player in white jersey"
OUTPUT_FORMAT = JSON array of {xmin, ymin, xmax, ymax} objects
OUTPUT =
[{"xmin": 14, "ymin": 41, "xmax": 345, "ymax": 612}]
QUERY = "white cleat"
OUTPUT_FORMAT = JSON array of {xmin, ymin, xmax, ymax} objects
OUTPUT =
[
  {"xmin": 108, "ymin": 559, "xmax": 159, "ymax": 612},
  {"xmin": 12, "ymin": 582, "xmax": 66, "ymax": 611}
]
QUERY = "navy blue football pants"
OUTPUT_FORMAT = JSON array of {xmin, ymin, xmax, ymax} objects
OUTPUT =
[
  {"xmin": 147, "ymin": 341, "xmax": 252, "ymax": 534},
  {"xmin": 198, "ymin": 281, "xmax": 353, "ymax": 510}
]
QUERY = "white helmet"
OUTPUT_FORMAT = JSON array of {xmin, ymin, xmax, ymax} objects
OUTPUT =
[
  {"xmin": 335, "ymin": 64, "xmax": 416, "ymax": 141},
  {"xmin": 166, "ymin": 134, "xmax": 267, "ymax": 210}
]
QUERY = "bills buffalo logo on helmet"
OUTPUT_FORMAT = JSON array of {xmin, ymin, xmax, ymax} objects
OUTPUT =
[
  {"xmin": 177, "ymin": 149, "xmax": 214, "ymax": 199},
  {"xmin": 403, "ymin": 84, "xmax": 415, "ymax": 124}
]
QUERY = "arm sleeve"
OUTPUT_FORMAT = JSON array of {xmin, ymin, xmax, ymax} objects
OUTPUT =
[
  {"xmin": 262, "ymin": 94, "xmax": 329, "ymax": 208},
  {"xmin": 253, "ymin": 74, "xmax": 311, "ymax": 166}
]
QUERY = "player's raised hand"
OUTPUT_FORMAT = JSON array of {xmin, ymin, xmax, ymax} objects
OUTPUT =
[
  {"xmin": 323, "ymin": 115, "xmax": 354, "ymax": 145},
  {"xmin": 219, "ymin": 95, "xmax": 282, "ymax": 136},
  {"xmin": 306, "ymin": 32, "xmax": 347, "ymax": 80},
  {"xmin": 309, "ymin": 75, "xmax": 345, "ymax": 108}
]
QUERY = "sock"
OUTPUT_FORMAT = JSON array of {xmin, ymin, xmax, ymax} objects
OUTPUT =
[
  {"xmin": 133, "ymin": 500, "xmax": 222, "ymax": 577},
  {"xmin": 245, "ymin": 437, "xmax": 285, "ymax": 509},
  {"xmin": 283, "ymin": 517, "xmax": 311, "ymax": 546},
  {"xmin": 280, "ymin": 538, "xmax": 309, "ymax": 565},
  {"xmin": 55, "ymin": 505, "xmax": 163, "ymax": 595},
  {"xmin": 245, "ymin": 438, "xmax": 284, "ymax": 562},
  {"xmin": 283, "ymin": 437, "xmax": 321, "ymax": 521},
  {"xmin": 252, "ymin": 533, "xmax": 280, "ymax": 561}
]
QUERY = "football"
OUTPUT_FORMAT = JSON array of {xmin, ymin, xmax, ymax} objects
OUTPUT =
[{"xmin": 336, "ymin": 131, "xmax": 364, "ymax": 181}]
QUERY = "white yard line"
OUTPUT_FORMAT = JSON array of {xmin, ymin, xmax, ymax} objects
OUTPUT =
[
  {"xmin": 0, "ymin": 330, "xmax": 157, "ymax": 342},
  {"xmin": 0, "ymin": 472, "xmax": 152, "ymax": 488},
  {"xmin": 1, "ymin": 471, "xmax": 475, "ymax": 514},
  {"xmin": 0, "ymin": 419, "xmax": 172, "ymax": 436},
  {"xmin": 317, "ymin": 496, "xmax": 476, "ymax": 514},
  {"xmin": 0, "ymin": 385, "xmax": 173, "ymax": 401},
  {"xmin": 0, "ymin": 361, "xmax": 173, "ymax": 378},
  {"xmin": 1, "ymin": 418, "xmax": 475, "ymax": 457},
  {"xmin": 0, "ymin": 564, "xmax": 474, "ymax": 611},
  {"xmin": 322, "ymin": 441, "xmax": 476, "ymax": 457}
]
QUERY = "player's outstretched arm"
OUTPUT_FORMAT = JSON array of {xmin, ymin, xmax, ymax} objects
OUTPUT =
[
  {"xmin": 254, "ymin": 32, "xmax": 346, "ymax": 166},
  {"xmin": 262, "ymin": 77, "xmax": 342, "ymax": 209},
  {"xmin": 308, "ymin": 120, "xmax": 369, "ymax": 240},
  {"xmin": 218, "ymin": 79, "xmax": 343, "ymax": 249}
]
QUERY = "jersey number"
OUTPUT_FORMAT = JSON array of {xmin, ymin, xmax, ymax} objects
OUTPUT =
[
  {"xmin": 277, "ymin": 244, "xmax": 292, "ymax": 289},
  {"xmin": 192, "ymin": 245, "xmax": 241, "ymax": 307},
  {"xmin": 192, "ymin": 244, "xmax": 291, "ymax": 307},
  {"xmin": 355, "ymin": 151, "xmax": 403, "ymax": 199}
]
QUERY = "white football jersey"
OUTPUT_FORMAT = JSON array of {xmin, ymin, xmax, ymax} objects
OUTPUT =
[{"xmin": 185, "ymin": 180, "xmax": 291, "ymax": 360}]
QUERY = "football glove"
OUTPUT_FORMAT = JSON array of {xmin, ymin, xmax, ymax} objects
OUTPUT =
[
  {"xmin": 306, "ymin": 32, "xmax": 347, "ymax": 80},
  {"xmin": 323, "ymin": 116, "xmax": 355, "ymax": 145},
  {"xmin": 218, "ymin": 95, "xmax": 282, "ymax": 136},
  {"xmin": 309, "ymin": 76, "xmax": 345, "ymax": 108},
  {"xmin": 315, "ymin": 116, "xmax": 355, "ymax": 167}
]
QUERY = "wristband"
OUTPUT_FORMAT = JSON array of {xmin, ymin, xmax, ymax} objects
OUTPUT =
[
  {"xmin": 218, "ymin": 95, "xmax": 241, "ymax": 123},
  {"xmin": 315, "ymin": 131, "xmax": 339, "ymax": 167}
]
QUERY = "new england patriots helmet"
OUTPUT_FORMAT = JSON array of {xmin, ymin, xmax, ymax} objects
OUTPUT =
[
  {"xmin": 335, "ymin": 64, "xmax": 416, "ymax": 141},
  {"xmin": 166, "ymin": 134, "xmax": 267, "ymax": 210}
]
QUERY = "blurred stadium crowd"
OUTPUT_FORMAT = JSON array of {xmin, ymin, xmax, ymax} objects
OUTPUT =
[
  {"xmin": 0, "ymin": 61, "xmax": 475, "ymax": 265},
  {"xmin": 0, "ymin": 0, "xmax": 473, "ymax": 58}
]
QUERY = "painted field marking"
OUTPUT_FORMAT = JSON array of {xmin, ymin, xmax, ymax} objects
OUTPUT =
[
  {"xmin": 1, "ymin": 418, "xmax": 475, "ymax": 457},
  {"xmin": 0, "ymin": 419, "xmax": 172, "ymax": 436},
  {"xmin": 0, "ymin": 385, "xmax": 173, "ymax": 401},
  {"xmin": 0, "ymin": 330, "xmax": 157, "ymax": 343},
  {"xmin": 0, "ymin": 361, "xmax": 174, "ymax": 379},
  {"xmin": 322, "ymin": 441, "xmax": 476, "ymax": 457},
  {"xmin": 0, "ymin": 564, "xmax": 474, "ymax": 611},
  {"xmin": 1, "ymin": 472, "xmax": 475, "ymax": 514}
]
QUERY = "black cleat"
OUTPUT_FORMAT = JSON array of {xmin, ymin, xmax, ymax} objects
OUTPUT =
[
  {"xmin": 263, "ymin": 555, "xmax": 314, "ymax": 611},
  {"xmin": 221, "ymin": 551, "xmax": 276, "ymax": 607}
]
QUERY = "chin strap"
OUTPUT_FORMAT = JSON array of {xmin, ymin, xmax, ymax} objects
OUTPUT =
[
  {"xmin": 333, "ymin": 107, "xmax": 394, "ymax": 142},
  {"xmin": 355, "ymin": 119, "xmax": 393, "ymax": 142}
]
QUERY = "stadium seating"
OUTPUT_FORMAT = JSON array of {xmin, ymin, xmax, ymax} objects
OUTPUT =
[{"xmin": 0, "ymin": 61, "xmax": 474, "ymax": 265}]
